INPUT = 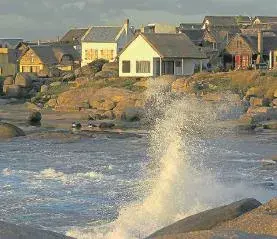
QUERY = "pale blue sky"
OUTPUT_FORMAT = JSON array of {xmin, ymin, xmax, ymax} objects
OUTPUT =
[{"xmin": 0, "ymin": 0, "xmax": 276, "ymax": 40}]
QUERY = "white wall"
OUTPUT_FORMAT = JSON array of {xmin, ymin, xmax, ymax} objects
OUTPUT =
[{"xmin": 119, "ymin": 35, "xmax": 160, "ymax": 77}]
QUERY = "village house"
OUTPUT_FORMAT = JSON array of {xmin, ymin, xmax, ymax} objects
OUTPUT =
[
  {"xmin": 140, "ymin": 23, "xmax": 177, "ymax": 34},
  {"xmin": 60, "ymin": 28, "xmax": 89, "ymax": 53},
  {"xmin": 18, "ymin": 44, "xmax": 80, "ymax": 74},
  {"xmin": 81, "ymin": 19, "xmax": 133, "ymax": 67},
  {"xmin": 223, "ymin": 31, "xmax": 277, "ymax": 70},
  {"xmin": 0, "ymin": 38, "xmax": 23, "ymax": 77},
  {"xmin": 118, "ymin": 33, "xmax": 206, "ymax": 78}
]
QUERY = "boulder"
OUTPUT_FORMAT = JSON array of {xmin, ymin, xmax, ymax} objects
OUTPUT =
[
  {"xmin": 122, "ymin": 107, "xmax": 144, "ymax": 122},
  {"xmin": 113, "ymin": 99, "xmax": 137, "ymax": 119},
  {"xmin": 215, "ymin": 198, "xmax": 277, "ymax": 237},
  {"xmin": 146, "ymin": 198, "xmax": 261, "ymax": 239},
  {"xmin": 272, "ymin": 98, "xmax": 277, "ymax": 106},
  {"xmin": 50, "ymin": 81, "xmax": 62, "ymax": 87},
  {"xmin": 45, "ymin": 99, "xmax": 57, "ymax": 108},
  {"xmin": 151, "ymin": 230, "xmax": 277, "ymax": 239},
  {"xmin": 246, "ymin": 87, "xmax": 264, "ymax": 98},
  {"xmin": 0, "ymin": 122, "xmax": 25, "ymax": 139},
  {"xmin": 63, "ymin": 72, "xmax": 75, "ymax": 81},
  {"xmin": 250, "ymin": 97, "xmax": 270, "ymax": 107},
  {"xmin": 3, "ymin": 76, "xmax": 14, "ymax": 85},
  {"xmin": 3, "ymin": 85, "xmax": 23, "ymax": 98},
  {"xmin": 0, "ymin": 220, "xmax": 74, "ymax": 239},
  {"xmin": 48, "ymin": 67, "xmax": 61, "ymax": 77},
  {"xmin": 75, "ymin": 77, "xmax": 89, "ymax": 87},
  {"xmin": 15, "ymin": 73, "xmax": 33, "ymax": 88},
  {"xmin": 28, "ymin": 111, "xmax": 42, "ymax": 123},
  {"xmin": 90, "ymin": 99, "xmax": 116, "ymax": 111},
  {"xmin": 102, "ymin": 62, "xmax": 119, "ymax": 71},
  {"xmin": 99, "ymin": 122, "xmax": 115, "ymax": 129},
  {"xmin": 41, "ymin": 85, "xmax": 49, "ymax": 93},
  {"xmin": 95, "ymin": 70, "xmax": 119, "ymax": 78},
  {"xmin": 274, "ymin": 89, "xmax": 277, "ymax": 98},
  {"xmin": 246, "ymin": 107, "xmax": 277, "ymax": 121}
]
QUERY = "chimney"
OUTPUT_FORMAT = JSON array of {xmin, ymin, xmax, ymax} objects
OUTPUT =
[
  {"xmin": 257, "ymin": 30, "xmax": 263, "ymax": 64},
  {"xmin": 124, "ymin": 19, "xmax": 129, "ymax": 34}
]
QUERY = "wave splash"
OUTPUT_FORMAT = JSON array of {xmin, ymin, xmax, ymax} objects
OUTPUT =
[{"xmin": 67, "ymin": 77, "xmax": 265, "ymax": 239}]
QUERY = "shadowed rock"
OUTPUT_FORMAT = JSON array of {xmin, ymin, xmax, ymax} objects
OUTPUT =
[
  {"xmin": 0, "ymin": 221, "xmax": 75, "ymax": 239},
  {"xmin": 146, "ymin": 198, "xmax": 261, "ymax": 239}
]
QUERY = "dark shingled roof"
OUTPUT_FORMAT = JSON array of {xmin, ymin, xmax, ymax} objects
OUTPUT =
[
  {"xmin": 204, "ymin": 16, "xmax": 251, "ymax": 26},
  {"xmin": 241, "ymin": 35, "xmax": 277, "ymax": 54},
  {"xmin": 60, "ymin": 28, "xmax": 88, "ymax": 44},
  {"xmin": 82, "ymin": 26, "xmax": 122, "ymax": 43},
  {"xmin": 141, "ymin": 33, "xmax": 206, "ymax": 59},
  {"xmin": 24, "ymin": 44, "xmax": 80, "ymax": 65},
  {"xmin": 182, "ymin": 29, "xmax": 204, "ymax": 45}
]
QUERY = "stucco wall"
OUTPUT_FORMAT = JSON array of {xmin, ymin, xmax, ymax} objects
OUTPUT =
[{"xmin": 81, "ymin": 42, "xmax": 117, "ymax": 67}]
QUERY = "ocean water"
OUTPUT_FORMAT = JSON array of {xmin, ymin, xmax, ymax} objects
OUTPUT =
[
  {"xmin": 1, "ymin": 79, "xmax": 277, "ymax": 238},
  {"xmin": 0, "ymin": 131, "xmax": 276, "ymax": 239}
]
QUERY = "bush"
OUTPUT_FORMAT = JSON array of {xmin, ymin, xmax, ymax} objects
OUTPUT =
[{"xmin": 88, "ymin": 59, "xmax": 109, "ymax": 73}]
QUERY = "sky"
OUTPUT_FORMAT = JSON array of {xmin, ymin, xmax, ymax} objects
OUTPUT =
[{"xmin": 0, "ymin": 0, "xmax": 277, "ymax": 40}]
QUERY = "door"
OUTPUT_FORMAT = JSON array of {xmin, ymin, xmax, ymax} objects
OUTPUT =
[
  {"xmin": 241, "ymin": 55, "xmax": 249, "ymax": 69},
  {"xmin": 235, "ymin": 55, "xmax": 241, "ymax": 69}
]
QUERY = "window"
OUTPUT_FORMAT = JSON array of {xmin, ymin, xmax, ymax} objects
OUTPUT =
[
  {"xmin": 122, "ymin": 61, "xmax": 131, "ymax": 73},
  {"xmin": 175, "ymin": 61, "xmax": 182, "ymax": 67},
  {"xmin": 85, "ymin": 49, "xmax": 98, "ymax": 61},
  {"xmin": 100, "ymin": 49, "xmax": 114, "ymax": 60},
  {"xmin": 136, "ymin": 61, "xmax": 150, "ymax": 73}
]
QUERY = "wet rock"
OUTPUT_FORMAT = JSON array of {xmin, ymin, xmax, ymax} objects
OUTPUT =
[
  {"xmin": 0, "ymin": 220, "xmax": 75, "ymax": 239},
  {"xmin": 0, "ymin": 122, "xmax": 25, "ymax": 139},
  {"xmin": 146, "ymin": 198, "xmax": 261, "ymax": 239},
  {"xmin": 28, "ymin": 111, "xmax": 42, "ymax": 123},
  {"xmin": 99, "ymin": 122, "xmax": 115, "ymax": 129}
]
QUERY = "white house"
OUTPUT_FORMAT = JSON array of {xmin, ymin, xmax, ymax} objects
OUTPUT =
[
  {"xmin": 81, "ymin": 19, "xmax": 134, "ymax": 67},
  {"xmin": 119, "ymin": 33, "xmax": 206, "ymax": 77}
]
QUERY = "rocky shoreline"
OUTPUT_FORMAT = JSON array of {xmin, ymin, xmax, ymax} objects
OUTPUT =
[{"xmin": 0, "ymin": 197, "xmax": 276, "ymax": 239}]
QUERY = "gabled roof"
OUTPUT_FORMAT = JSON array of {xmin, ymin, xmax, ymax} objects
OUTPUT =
[
  {"xmin": 227, "ymin": 34, "xmax": 277, "ymax": 54},
  {"xmin": 182, "ymin": 29, "xmax": 204, "ymax": 44},
  {"xmin": 60, "ymin": 28, "xmax": 88, "ymax": 44},
  {"xmin": 203, "ymin": 16, "xmax": 251, "ymax": 27},
  {"xmin": 0, "ymin": 38, "xmax": 23, "ymax": 49},
  {"xmin": 120, "ymin": 33, "xmax": 206, "ymax": 59},
  {"xmin": 20, "ymin": 44, "xmax": 80, "ymax": 65},
  {"xmin": 253, "ymin": 16, "xmax": 277, "ymax": 24},
  {"xmin": 82, "ymin": 26, "xmax": 122, "ymax": 43}
]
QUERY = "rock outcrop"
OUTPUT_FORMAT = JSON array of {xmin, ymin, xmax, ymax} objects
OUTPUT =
[
  {"xmin": 146, "ymin": 198, "xmax": 261, "ymax": 239},
  {"xmin": 0, "ymin": 221, "xmax": 75, "ymax": 239},
  {"xmin": 0, "ymin": 122, "xmax": 25, "ymax": 139}
]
